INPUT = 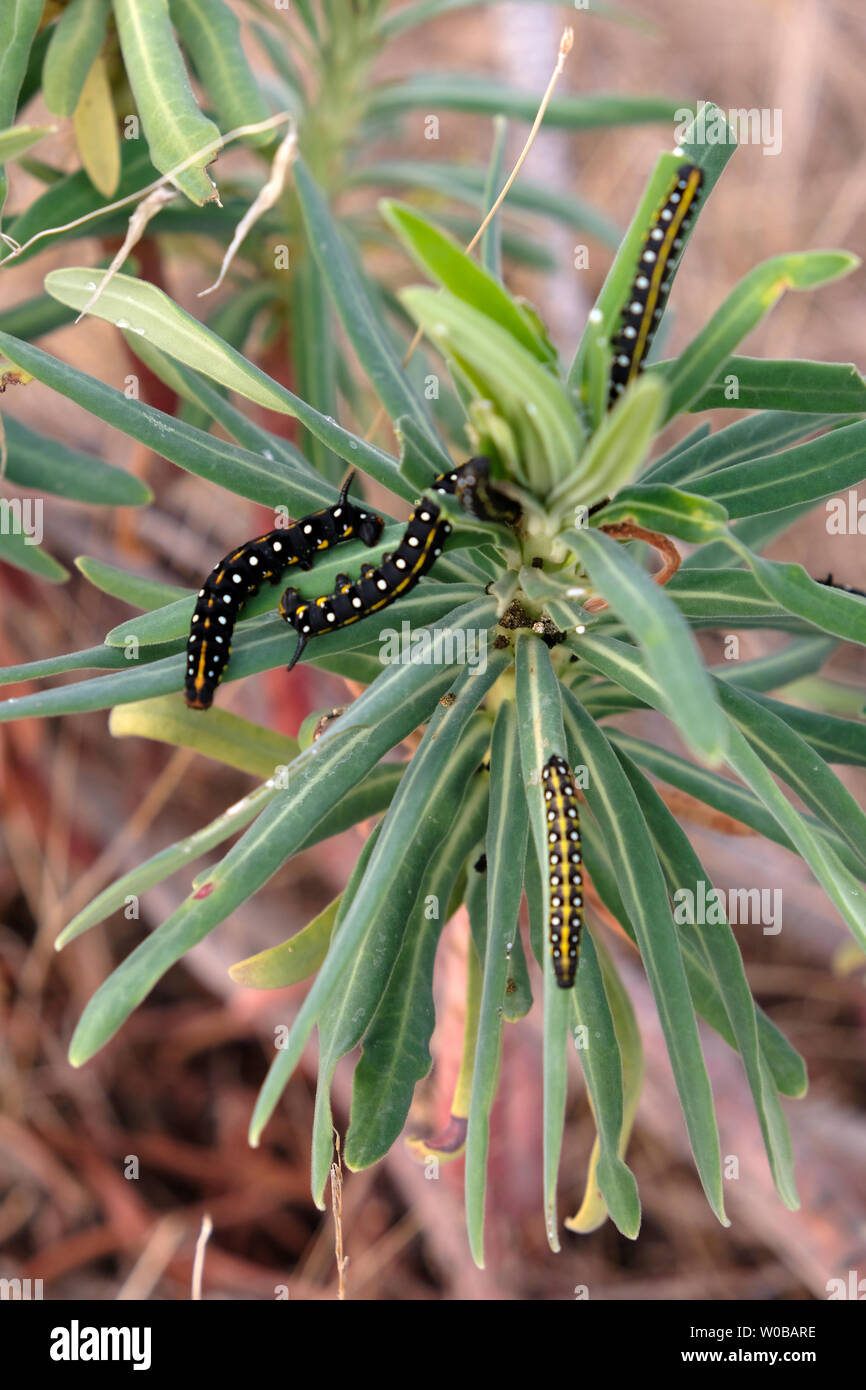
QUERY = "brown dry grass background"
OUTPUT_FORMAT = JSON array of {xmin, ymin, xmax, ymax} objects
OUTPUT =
[{"xmin": 1, "ymin": 0, "xmax": 865, "ymax": 1300}]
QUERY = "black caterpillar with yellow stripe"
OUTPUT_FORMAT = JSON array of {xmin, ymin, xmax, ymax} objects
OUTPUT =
[
  {"xmin": 541, "ymin": 754, "xmax": 583, "ymax": 988},
  {"xmin": 608, "ymin": 163, "xmax": 703, "ymax": 410},
  {"xmin": 279, "ymin": 456, "xmax": 519, "ymax": 669},
  {"xmin": 185, "ymin": 473, "xmax": 383, "ymax": 709}
]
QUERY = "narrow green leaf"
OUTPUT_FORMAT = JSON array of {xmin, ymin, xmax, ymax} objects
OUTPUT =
[
  {"xmin": 42, "ymin": 0, "xmax": 110, "ymax": 117},
  {"xmin": 229, "ymin": 897, "xmax": 341, "ymax": 989},
  {"xmin": 686, "ymin": 419, "xmax": 866, "ymax": 519},
  {"xmin": 558, "ymin": 525, "xmax": 727, "ymax": 762},
  {"xmin": 591, "ymin": 482, "xmax": 729, "ymax": 543},
  {"xmin": 113, "ymin": 0, "xmax": 221, "ymax": 205},
  {"xmin": 465, "ymin": 700, "xmax": 528, "ymax": 1266},
  {"xmin": 40, "ymin": 272, "xmax": 413, "ymax": 499},
  {"xmin": 345, "ymin": 773, "xmax": 489, "ymax": 1171},
  {"xmin": 292, "ymin": 158, "xmax": 451, "ymax": 474},
  {"xmin": 291, "ymin": 254, "xmax": 342, "ymax": 485},
  {"xmin": 381, "ymin": 199, "xmax": 553, "ymax": 363},
  {"xmin": 0, "ymin": 331, "xmax": 337, "ymax": 513},
  {"xmin": 553, "ymin": 375, "xmax": 666, "ymax": 513},
  {"xmin": 0, "ymin": 124, "xmax": 57, "ymax": 161},
  {"xmin": 351, "ymin": 159, "xmax": 621, "ymax": 247},
  {"xmin": 75, "ymin": 556, "xmax": 187, "ymax": 609},
  {"xmin": 662, "ymin": 252, "xmax": 859, "ymax": 421},
  {"xmin": 570, "ymin": 929, "xmax": 641, "ymax": 1236},
  {"xmin": 651, "ymin": 356, "xmax": 866, "ymax": 415},
  {"xmin": 2, "ymin": 415, "xmax": 151, "ymax": 506},
  {"xmin": 402, "ymin": 286, "xmax": 582, "ymax": 492},
  {"xmin": 249, "ymin": 646, "xmax": 507, "ymax": 1146},
  {"xmin": 0, "ymin": 528, "xmax": 68, "ymax": 583},
  {"xmin": 168, "ymin": 0, "xmax": 273, "ymax": 145},
  {"xmin": 616, "ymin": 747, "xmax": 799, "ymax": 1209},
  {"xmin": 560, "ymin": 686, "xmax": 728, "ymax": 1225},
  {"xmin": 0, "ymin": 0, "xmax": 43, "ymax": 215},
  {"xmin": 724, "ymin": 538, "xmax": 866, "ymax": 645},
  {"xmin": 645, "ymin": 411, "xmax": 844, "ymax": 487},
  {"xmin": 368, "ymin": 78, "xmax": 683, "ymax": 129}
]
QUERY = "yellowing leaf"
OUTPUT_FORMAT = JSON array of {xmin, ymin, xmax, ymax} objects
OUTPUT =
[{"xmin": 73, "ymin": 54, "xmax": 120, "ymax": 198}]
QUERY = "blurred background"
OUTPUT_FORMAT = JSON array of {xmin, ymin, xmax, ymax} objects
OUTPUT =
[{"xmin": 1, "ymin": 0, "xmax": 865, "ymax": 1300}]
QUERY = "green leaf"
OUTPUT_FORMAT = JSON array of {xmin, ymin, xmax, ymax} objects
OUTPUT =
[
  {"xmin": 75, "ymin": 557, "xmax": 187, "ymax": 609},
  {"xmin": 661, "ymin": 252, "xmax": 860, "ymax": 421},
  {"xmin": 351, "ymin": 159, "xmax": 621, "ymax": 247},
  {"xmin": 580, "ymin": 804, "xmax": 805, "ymax": 1099},
  {"xmin": 291, "ymin": 254, "xmax": 342, "ymax": 486},
  {"xmin": 560, "ymin": 686, "xmax": 728, "ymax": 1225},
  {"xmin": 480, "ymin": 116, "xmax": 506, "ymax": 279},
  {"xmin": 716, "ymin": 635, "xmax": 836, "ymax": 694},
  {"xmin": 556, "ymin": 375, "xmax": 668, "ymax": 514},
  {"xmin": 168, "ymin": 0, "xmax": 273, "ymax": 146},
  {"xmin": 368, "ymin": 77, "xmax": 683, "ymax": 129},
  {"xmin": 0, "ymin": 123, "xmax": 57, "ymax": 162},
  {"xmin": 0, "ymin": 290, "xmax": 78, "ymax": 340},
  {"xmin": 742, "ymin": 692, "xmax": 866, "ymax": 768},
  {"xmin": 402, "ymin": 286, "xmax": 582, "ymax": 492},
  {"xmin": 0, "ymin": 528, "xmax": 68, "ymax": 583},
  {"xmin": 345, "ymin": 772, "xmax": 490, "ymax": 1172},
  {"xmin": 2, "ymin": 415, "xmax": 151, "ymax": 506},
  {"xmin": 58, "ymin": 779, "xmax": 279, "ymax": 949},
  {"xmin": 465, "ymin": 700, "xmax": 528, "ymax": 1266},
  {"xmin": 0, "ymin": 0, "xmax": 43, "ymax": 216},
  {"xmin": 310, "ymin": 826, "xmax": 384, "ymax": 1206},
  {"xmin": 557, "ymin": 525, "xmax": 727, "ymax": 762},
  {"xmin": 651, "ymin": 356, "xmax": 866, "ymax": 414},
  {"xmin": 715, "ymin": 681, "xmax": 866, "ymax": 876},
  {"xmin": 0, "ymin": 579, "xmax": 486, "ymax": 722},
  {"xmin": 381, "ymin": 199, "xmax": 553, "ymax": 363},
  {"xmin": 608, "ymin": 729, "xmax": 866, "ymax": 884},
  {"xmin": 59, "ymin": 762, "xmax": 405, "ymax": 949},
  {"xmin": 591, "ymin": 482, "xmax": 729, "ymax": 543},
  {"xmin": 0, "ymin": 644, "xmax": 135, "ymax": 686},
  {"xmin": 644, "ymin": 410, "xmax": 843, "ymax": 486},
  {"xmin": 616, "ymin": 748, "xmax": 799, "ymax": 1209},
  {"xmin": 41, "ymin": 271, "xmax": 413, "ymax": 499},
  {"xmin": 108, "ymin": 693, "xmax": 298, "ymax": 773},
  {"xmin": 292, "ymin": 158, "xmax": 451, "ymax": 475},
  {"xmin": 724, "ymin": 539, "xmax": 866, "ymax": 645},
  {"xmin": 0, "ymin": 331, "xmax": 336, "ymax": 513},
  {"xmin": 249, "ymin": 644, "xmax": 508, "ymax": 1146},
  {"xmin": 67, "ymin": 607, "xmax": 498, "ymax": 1069},
  {"xmin": 112, "ymin": 0, "xmax": 222, "ymax": 205},
  {"xmin": 686, "ymin": 419, "xmax": 866, "ymax": 519},
  {"xmin": 566, "ymin": 932, "xmax": 643, "ymax": 1235},
  {"xmin": 663, "ymin": 568, "xmax": 808, "ymax": 629},
  {"xmin": 42, "ymin": 0, "xmax": 110, "ymax": 117},
  {"xmin": 570, "ymin": 631, "xmax": 866, "ymax": 951},
  {"xmin": 569, "ymin": 929, "xmax": 642, "ymax": 1237},
  {"xmin": 229, "ymin": 897, "xmax": 341, "ymax": 989}
]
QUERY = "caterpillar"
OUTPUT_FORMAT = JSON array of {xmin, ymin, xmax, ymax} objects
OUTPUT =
[
  {"xmin": 185, "ymin": 473, "xmax": 384, "ymax": 709},
  {"xmin": 541, "ymin": 754, "xmax": 583, "ymax": 988},
  {"xmin": 817, "ymin": 573, "xmax": 866, "ymax": 600},
  {"xmin": 608, "ymin": 162, "xmax": 703, "ymax": 410},
  {"xmin": 278, "ymin": 456, "xmax": 518, "ymax": 669}
]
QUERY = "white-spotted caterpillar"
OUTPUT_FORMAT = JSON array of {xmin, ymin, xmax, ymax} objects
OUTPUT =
[
  {"xmin": 541, "ymin": 754, "xmax": 583, "ymax": 988},
  {"xmin": 185, "ymin": 473, "xmax": 383, "ymax": 709},
  {"xmin": 608, "ymin": 163, "xmax": 703, "ymax": 409},
  {"xmin": 278, "ymin": 456, "xmax": 519, "ymax": 669}
]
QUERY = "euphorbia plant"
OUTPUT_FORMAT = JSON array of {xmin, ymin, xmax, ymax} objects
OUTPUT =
[{"xmin": 2, "ymin": 6, "xmax": 866, "ymax": 1265}]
